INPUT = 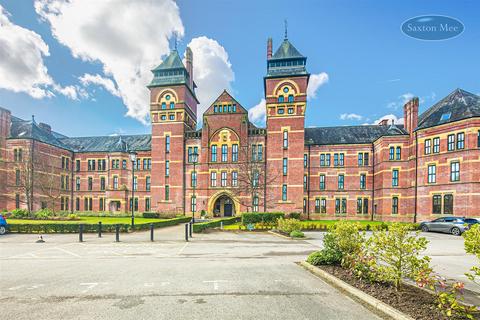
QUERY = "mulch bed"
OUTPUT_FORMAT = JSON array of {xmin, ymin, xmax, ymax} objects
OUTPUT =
[{"xmin": 319, "ymin": 265, "xmax": 475, "ymax": 320}]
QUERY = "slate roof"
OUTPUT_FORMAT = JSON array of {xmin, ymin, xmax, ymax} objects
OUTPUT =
[
  {"xmin": 271, "ymin": 39, "xmax": 305, "ymax": 60},
  {"xmin": 152, "ymin": 50, "xmax": 185, "ymax": 71},
  {"xmin": 417, "ymin": 89, "xmax": 480, "ymax": 130},
  {"xmin": 9, "ymin": 117, "xmax": 72, "ymax": 150},
  {"xmin": 148, "ymin": 50, "xmax": 192, "ymax": 88},
  {"xmin": 59, "ymin": 135, "xmax": 151, "ymax": 153},
  {"xmin": 305, "ymin": 124, "xmax": 407, "ymax": 145}
]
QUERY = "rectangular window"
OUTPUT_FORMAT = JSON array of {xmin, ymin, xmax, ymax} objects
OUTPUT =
[
  {"xmin": 75, "ymin": 197, "xmax": 80, "ymax": 211},
  {"xmin": 457, "ymin": 132, "xmax": 465, "ymax": 149},
  {"xmin": 282, "ymin": 184, "xmax": 287, "ymax": 201},
  {"xmin": 447, "ymin": 134, "xmax": 455, "ymax": 151},
  {"xmin": 15, "ymin": 194, "xmax": 20, "ymax": 209},
  {"xmin": 358, "ymin": 153, "xmax": 363, "ymax": 166},
  {"xmin": 122, "ymin": 160, "xmax": 127, "ymax": 169},
  {"xmin": 257, "ymin": 144, "xmax": 263, "ymax": 161},
  {"xmin": 15, "ymin": 169, "xmax": 20, "ymax": 186},
  {"xmin": 339, "ymin": 153, "xmax": 344, "ymax": 166},
  {"xmin": 428, "ymin": 164, "xmax": 436, "ymax": 184},
  {"xmin": 145, "ymin": 198, "xmax": 151, "ymax": 212},
  {"xmin": 232, "ymin": 144, "xmax": 238, "ymax": 162},
  {"xmin": 99, "ymin": 198, "xmax": 104, "ymax": 211},
  {"xmin": 315, "ymin": 199, "xmax": 320, "ymax": 213},
  {"xmin": 165, "ymin": 185, "xmax": 170, "ymax": 200},
  {"xmin": 432, "ymin": 195, "xmax": 442, "ymax": 214},
  {"xmin": 320, "ymin": 154, "xmax": 325, "ymax": 167},
  {"xmin": 251, "ymin": 144, "xmax": 257, "ymax": 161},
  {"xmin": 363, "ymin": 198, "xmax": 368, "ymax": 214},
  {"xmin": 100, "ymin": 177, "xmax": 106, "ymax": 191},
  {"xmin": 76, "ymin": 160, "xmax": 80, "ymax": 172},
  {"xmin": 165, "ymin": 160, "xmax": 170, "ymax": 177},
  {"xmin": 129, "ymin": 198, "xmax": 138, "ymax": 211},
  {"xmin": 76, "ymin": 177, "xmax": 80, "ymax": 191},
  {"xmin": 303, "ymin": 175, "xmax": 308, "ymax": 191},
  {"xmin": 360, "ymin": 174, "xmax": 366, "ymax": 189},
  {"xmin": 133, "ymin": 176, "xmax": 137, "ymax": 191},
  {"xmin": 450, "ymin": 161, "xmax": 460, "ymax": 181},
  {"xmin": 433, "ymin": 137, "xmax": 440, "ymax": 153},
  {"xmin": 253, "ymin": 195, "xmax": 259, "ymax": 212},
  {"xmin": 338, "ymin": 174, "xmax": 344, "ymax": 190},
  {"xmin": 88, "ymin": 177, "xmax": 93, "ymax": 191},
  {"xmin": 61, "ymin": 197, "xmax": 65, "ymax": 211},
  {"xmin": 147, "ymin": 158, "xmax": 151, "ymax": 170},
  {"xmin": 211, "ymin": 172, "xmax": 217, "ymax": 187},
  {"xmin": 143, "ymin": 159, "xmax": 147, "ymax": 170},
  {"xmin": 319, "ymin": 174, "xmax": 325, "ymax": 190},
  {"xmin": 396, "ymin": 147, "xmax": 401, "ymax": 160},
  {"xmin": 188, "ymin": 147, "xmax": 193, "ymax": 163},
  {"xmin": 232, "ymin": 171, "xmax": 238, "ymax": 187},
  {"xmin": 221, "ymin": 144, "xmax": 228, "ymax": 162},
  {"xmin": 364, "ymin": 153, "xmax": 369, "ymax": 166},
  {"xmin": 253, "ymin": 170, "xmax": 259, "ymax": 187},
  {"xmin": 357, "ymin": 198, "xmax": 363, "ymax": 214},
  {"xmin": 165, "ymin": 135, "xmax": 170, "ymax": 153},
  {"xmin": 334, "ymin": 153, "xmax": 339, "ymax": 167},
  {"xmin": 304, "ymin": 154, "xmax": 308, "ymax": 168},
  {"xmin": 341, "ymin": 198, "xmax": 347, "ymax": 214},
  {"xmin": 113, "ymin": 176, "xmax": 118, "ymax": 190},
  {"xmin": 425, "ymin": 139, "xmax": 431, "ymax": 155},
  {"xmin": 282, "ymin": 158, "xmax": 288, "ymax": 175},
  {"xmin": 389, "ymin": 147, "xmax": 394, "ymax": 160},
  {"xmin": 146, "ymin": 176, "xmax": 151, "ymax": 191},
  {"xmin": 191, "ymin": 196, "xmax": 197, "ymax": 212},
  {"xmin": 283, "ymin": 130, "xmax": 288, "ymax": 148},
  {"xmin": 444, "ymin": 194, "xmax": 453, "ymax": 215},
  {"xmin": 392, "ymin": 169, "xmax": 399, "ymax": 187},
  {"xmin": 326, "ymin": 154, "xmax": 331, "ymax": 166},
  {"xmin": 211, "ymin": 145, "xmax": 217, "ymax": 162},
  {"xmin": 321, "ymin": 198, "xmax": 327, "ymax": 213},
  {"xmin": 392, "ymin": 197, "xmax": 399, "ymax": 214},
  {"xmin": 191, "ymin": 171, "xmax": 197, "ymax": 187},
  {"xmin": 221, "ymin": 171, "xmax": 227, "ymax": 187}
]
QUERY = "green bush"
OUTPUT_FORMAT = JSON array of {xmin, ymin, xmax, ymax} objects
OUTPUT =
[
  {"xmin": 34, "ymin": 209, "xmax": 54, "ymax": 219},
  {"xmin": 11, "ymin": 208, "xmax": 29, "ymax": 219},
  {"xmin": 143, "ymin": 212, "xmax": 159, "ymax": 218},
  {"xmin": 193, "ymin": 217, "xmax": 241, "ymax": 233},
  {"xmin": 290, "ymin": 230, "xmax": 305, "ymax": 238},
  {"xmin": 241, "ymin": 212, "xmax": 284, "ymax": 226},
  {"xmin": 277, "ymin": 218, "xmax": 302, "ymax": 233},
  {"xmin": 463, "ymin": 224, "xmax": 480, "ymax": 287},
  {"xmin": 287, "ymin": 212, "xmax": 301, "ymax": 220},
  {"xmin": 307, "ymin": 248, "xmax": 342, "ymax": 266},
  {"xmin": 67, "ymin": 214, "xmax": 78, "ymax": 220}
]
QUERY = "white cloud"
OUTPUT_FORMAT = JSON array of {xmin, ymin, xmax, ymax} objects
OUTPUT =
[
  {"xmin": 369, "ymin": 114, "xmax": 405, "ymax": 125},
  {"xmin": 307, "ymin": 72, "xmax": 329, "ymax": 99},
  {"xmin": 79, "ymin": 73, "xmax": 120, "ymax": 97},
  {"xmin": 186, "ymin": 36, "xmax": 234, "ymax": 118},
  {"xmin": 248, "ymin": 98, "xmax": 266, "ymax": 126},
  {"xmin": 35, "ymin": 0, "xmax": 184, "ymax": 123},
  {"xmin": 340, "ymin": 113, "xmax": 363, "ymax": 121}
]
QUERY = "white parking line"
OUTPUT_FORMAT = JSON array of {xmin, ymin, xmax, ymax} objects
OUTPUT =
[
  {"xmin": 177, "ymin": 242, "xmax": 188, "ymax": 255},
  {"xmin": 55, "ymin": 247, "xmax": 81, "ymax": 258},
  {"xmin": 203, "ymin": 280, "xmax": 229, "ymax": 290}
]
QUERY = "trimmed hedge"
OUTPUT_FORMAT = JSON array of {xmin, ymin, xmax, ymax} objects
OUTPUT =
[
  {"xmin": 241, "ymin": 212, "xmax": 285, "ymax": 226},
  {"xmin": 7, "ymin": 217, "xmax": 191, "ymax": 233},
  {"xmin": 193, "ymin": 217, "xmax": 241, "ymax": 233}
]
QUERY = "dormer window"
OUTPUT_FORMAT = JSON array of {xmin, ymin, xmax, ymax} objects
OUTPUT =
[
  {"xmin": 440, "ymin": 112, "xmax": 451, "ymax": 121},
  {"xmin": 278, "ymin": 96, "xmax": 284, "ymax": 103}
]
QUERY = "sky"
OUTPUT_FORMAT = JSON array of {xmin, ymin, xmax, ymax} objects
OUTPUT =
[{"xmin": 0, "ymin": 0, "xmax": 479, "ymax": 137}]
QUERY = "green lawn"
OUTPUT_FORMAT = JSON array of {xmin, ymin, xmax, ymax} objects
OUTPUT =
[{"xmin": 8, "ymin": 217, "xmax": 169, "ymax": 225}]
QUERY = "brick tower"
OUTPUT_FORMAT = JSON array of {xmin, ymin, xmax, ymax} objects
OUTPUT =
[
  {"xmin": 148, "ymin": 47, "xmax": 199, "ymax": 213},
  {"xmin": 264, "ymin": 35, "xmax": 310, "ymax": 213}
]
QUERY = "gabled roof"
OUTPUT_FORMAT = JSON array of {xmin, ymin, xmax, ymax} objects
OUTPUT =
[
  {"xmin": 204, "ymin": 90, "xmax": 248, "ymax": 115},
  {"xmin": 271, "ymin": 39, "xmax": 305, "ymax": 60},
  {"xmin": 417, "ymin": 89, "xmax": 480, "ymax": 130},
  {"xmin": 305, "ymin": 124, "xmax": 407, "ymax": 145},
  {"xmin": 152, "ymin": 50, "xmax": 185, "ymax": 71},
  {"xmin": 9, "ymin": 117, "xmax": 71, "ymax": 150}
]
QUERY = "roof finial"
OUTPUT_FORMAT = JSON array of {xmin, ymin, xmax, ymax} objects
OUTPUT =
[
  {"xmin": 284, "ymin": 19, "xmax": 288, "ymax": 40},
  {"xmin": 173, "ymin": 32, "xmax": 178, "ymax": 51},
  {"xmin": 31, "ymin": 115, "xmax": 35, "ymax": 123}
]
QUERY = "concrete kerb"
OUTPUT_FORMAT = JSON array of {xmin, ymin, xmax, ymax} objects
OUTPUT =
[
  {"xmin": 267, "ymin": 230, "xmax": 308, "ymax": 240},
  {"xmin": 299, "ymin": 261, "xmax": 415, "ymax": 320}
]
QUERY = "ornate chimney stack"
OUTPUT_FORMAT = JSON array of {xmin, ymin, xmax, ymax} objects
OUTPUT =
[
  {"xmin": 267, "ymin": 37, "xmax": 272, "ymax": 59},
  {"xmin": 185, "ymin": 46, "xmax": 194, "ymax": 89},
  {"xmin": 403, "ymin": 97, "xmax": 419, "ymax": 134}
]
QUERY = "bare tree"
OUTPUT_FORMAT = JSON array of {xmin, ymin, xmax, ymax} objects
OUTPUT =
[
  {"xmin": 36, "ymin": 158, "xmax": 62, "ymax": 212},
  {"xmin": 8, "ymin": 155, "xmax": 34, "ymax": 213}
]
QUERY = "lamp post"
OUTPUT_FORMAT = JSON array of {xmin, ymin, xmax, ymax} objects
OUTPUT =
[
  {"xmin": 129, "ymin": 151, "xmax": 138, "ymax": 228},
  {"xmin": 192, "ymin": 151, "xmax": 198, "ymax": 223}
]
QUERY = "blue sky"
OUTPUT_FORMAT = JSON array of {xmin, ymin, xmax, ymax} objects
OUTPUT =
[{"xmin": 0, "ymin": 0, "xmax": 479, "ymax": 137}]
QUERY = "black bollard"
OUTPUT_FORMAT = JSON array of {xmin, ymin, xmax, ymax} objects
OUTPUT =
[
  {"xmin": 79, "ymin": 224, "xmax": 84, "ymax": 242},
  {"xmin": 185, "ymin": 223, "xmax": 189, "ymax": 242},
  {"xmin": 189, "ymin": 221, "xmax": 193, "ymax": 238},
  {"xmin": 115, "ymin": 224, "xmax": 120, "ymax": 242},
  {"xmin": 150, "ymin": 223, "xmax": 154, "ymax": 242},
  {"xmin": 98, "ymin": 222, "xmax": 102, "ymax": 238}
]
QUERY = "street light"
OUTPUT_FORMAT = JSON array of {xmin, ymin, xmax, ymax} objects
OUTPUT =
[
  {"xmin": 192, "ymin": 151, "xmax": 198, "ymax": 223},
  {"xmin": 129, "ymin": 151, "xmax": 138, "ymax": 228}
]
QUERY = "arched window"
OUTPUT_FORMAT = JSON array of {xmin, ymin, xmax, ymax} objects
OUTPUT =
[
  {"xmin": 288, "ymin": 95, "xmax": 294, "ymax": 103},
  {"xmin": 278, "ymin": 96, "xmax": 284, "ymax": 103},
  {"xmin": 161, "ymin": 102, "xmax": 166, "ymax": 109},
  {"xmin": 170, "ymin": 102, "xmax": 175, "ymax": 109}
]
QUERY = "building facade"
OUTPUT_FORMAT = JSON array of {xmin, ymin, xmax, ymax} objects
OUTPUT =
[{"xmin": 1, "ymin": 36, "xmax": 479, "ymax": 222}]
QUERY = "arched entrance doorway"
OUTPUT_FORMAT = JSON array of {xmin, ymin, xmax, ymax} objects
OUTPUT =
[{"xmin": 212, "ymin": 195, "xmax": 235, "ymax": 217}]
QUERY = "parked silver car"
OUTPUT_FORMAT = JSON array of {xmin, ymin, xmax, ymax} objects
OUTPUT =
[{"xmin": 420, "ymin": 217, "xmax": 472, "ymax": 236}]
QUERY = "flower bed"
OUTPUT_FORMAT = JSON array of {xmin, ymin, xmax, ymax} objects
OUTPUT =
[{"xmin": 192, "ymin": 217, "xmax": 241, "ymax": 233}]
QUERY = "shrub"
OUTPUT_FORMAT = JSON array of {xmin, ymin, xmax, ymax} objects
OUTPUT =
[
  {"xmin": 34, "ymin": 209, "xmax": 54, "ymax": 219},
  {"xmin": 200, "ymin": 210, "xmax": 207, "ymax": 217},
  {"xmin": 67, "ymin": 214, "xmax": 78, "ymax": 220},
  {"xmin": 242, "ymin": 212, "xmax": 284, "ymax": 226},
  {"xmin": 463, "ymin": 224, "xmax": 480, "ymax": 287},
  {"xmin": 11, "ymin": 208, "xmax": 29, "ymax": 219},
  {"xmin": 330, "ymin": 221, "xmax": 365, "ymax": 267},
  {"xmin": 307, "ymin": 247, "xmax": 342, "ymax": 266},
  {"xmin": 290, "ymin": 230, "xmax": 305, "ymax": 238},
  {"xmin": 287, "ymin": 212, "xmax": 301, "ymax": 220},
  {"xmin": 193, "ymin": 217, "xmax": 240, "ymax": 233},
  {"xmin": 277, "ymin": 218, "xmax": 302, "ymax": 234},
  {"xmin": 143, "ymin": 212, "xmax": 159, "ymax": 218},
  {"xmin": 369, "ymin": 222, "xmax": 430, "ymax": 290}
]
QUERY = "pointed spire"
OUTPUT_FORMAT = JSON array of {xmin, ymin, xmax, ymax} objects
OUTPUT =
[{"xmin": 284, "ymin": 19, "xmax": 288, "ymax": 40}]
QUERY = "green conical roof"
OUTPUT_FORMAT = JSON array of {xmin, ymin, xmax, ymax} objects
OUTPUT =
[
  {"xmin": 152, "ymin": 50, "xmax": 185, "ymax": 71},
  {"xmin": 270, "ymin": 39, "xmax": 304, "ymax": 60}
]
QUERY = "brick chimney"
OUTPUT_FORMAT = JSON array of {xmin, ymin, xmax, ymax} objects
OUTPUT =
[
  {"xmin": 403, "ymin": 97, "xmax": 419, "ymax": 134},
  {"xmin": 267, "ymin": 37, "xmax": 272, "ymax": 59},
  {"xmin": 39, "ymin": 122, "xmax": 52, "ymax": 134},
  {"xmin": 185, "ymin": 47, "xmax": 194, "ymax": 89}
]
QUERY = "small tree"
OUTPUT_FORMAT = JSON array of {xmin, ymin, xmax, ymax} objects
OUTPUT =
[
  {"xmin": 9, "ymin": 155, "xmax": 35, "ymax": 213},
  {"xmin": 369, "ymin": 223, "xmax": 430, "ymax": 291},
  {"xmin": 36, "ymin": 158, "xmax": 62, "ymax": 212},
  {"xmin": 464, "ymin": 224, "xmax": 480, "ymax": 287}
]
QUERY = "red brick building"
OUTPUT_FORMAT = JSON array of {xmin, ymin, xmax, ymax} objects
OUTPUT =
[{"xmin": 1, "ymin": 36, "xmax": 479, "ymax": 222}]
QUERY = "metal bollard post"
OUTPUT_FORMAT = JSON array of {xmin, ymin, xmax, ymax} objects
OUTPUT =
[
  {"xmin": 115, "ymin": 224, "xmax": 120, "ymax": 242},
  {"xmin": 220, "ymin": 221, "xmax": 223, "ymax": 230},
  {"xmin": 189, "ymin": 221, "xmax": 192, "ymax": 238},
  {"xmin": 98, "ymin": 222, "xmax": 102, "ymax": 238},
  {"xmin": 185, "ymin": 223, "xmax": 189, "ymax": 242},
  {"xmin": 150, "ymin": 223, "xmax": 154, "ymax": 242},
  {"xmin": 79, "ymin": 224, "xmax": 84, "ymax": 242}
]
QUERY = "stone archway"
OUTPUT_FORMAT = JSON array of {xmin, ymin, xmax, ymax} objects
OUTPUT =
[{"xmin": 208, "ymin": 192, "xmax": 239, "ymax": 217}]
